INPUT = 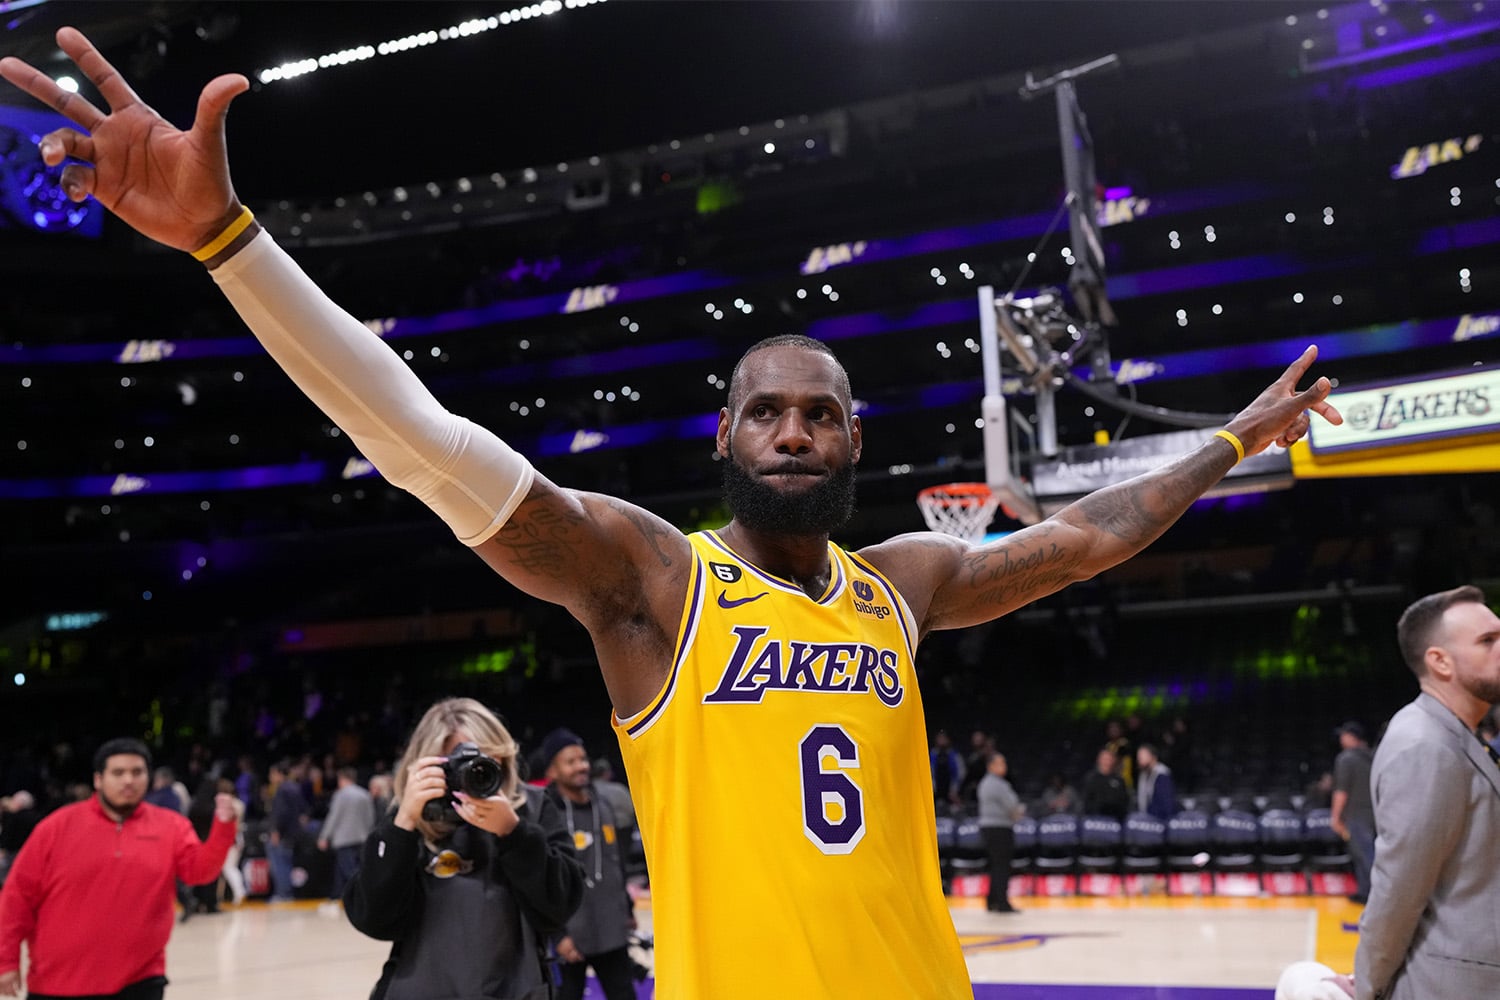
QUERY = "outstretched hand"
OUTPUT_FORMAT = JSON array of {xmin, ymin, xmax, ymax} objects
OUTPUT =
[
  {"xmin": 1227, "ymin": 345, "xmax": 1343, "ymax": 456},
  {"xmin": 0, "ymin": 26, "xmax": 248, "ymax": 253}
]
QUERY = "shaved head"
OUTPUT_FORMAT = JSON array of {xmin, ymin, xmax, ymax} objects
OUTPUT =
[{"xmin": 728, "ymin": 335, "xmax": 850, "ymax": 413}]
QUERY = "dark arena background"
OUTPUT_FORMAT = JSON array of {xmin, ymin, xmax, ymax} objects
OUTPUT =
[{"xmin": 1, "ymin": 2, "xmax": 1498, "ymax": 996}]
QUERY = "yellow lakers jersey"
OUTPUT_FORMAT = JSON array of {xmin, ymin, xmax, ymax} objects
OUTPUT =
[{"xmin": 613, "ymin": 530, "xmax": 971, "ymax": 999}]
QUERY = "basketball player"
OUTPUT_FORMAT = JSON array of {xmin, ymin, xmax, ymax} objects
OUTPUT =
[{"xmin": 1, "ymin": 30, "xmax": 1342, "ymax": 999}]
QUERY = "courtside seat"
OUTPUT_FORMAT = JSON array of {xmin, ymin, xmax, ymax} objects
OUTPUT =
[
  {"xmin": 951, "ymin": 816, "xmax": 988, "ymax": 877},
  {"xmin": 1122, "ymin": 811, "xmax": 1167, "ymax": 875},
  {"xmin": 1258, "ymin": 807, "xmax": 1308, "ymax": 894},
  {"xmin": 1011, "ymin": 815, "xmax": 1037, "ymax": 876},
  {"xmin": 1210, "ymin": 809, "xmax": 1261, "ymax": 874},
  {"xmin": 1165, "ymin": 809, "xmax": 1212, "ymax": 872},
  {"xmin": 1077, "ymin": 815, "xmax": 1124, "ymax": 876},
  {"xmin": 1258, "ymin": 808, "xmax": 1306, "ymax": 871},
  {"xmin": 1033, "ymin": 814, "xmax": 1080, "ymax": 879},
  {"xmin": 1303, "ymin": 807, "xmax": 1351, "ymax": 871}
]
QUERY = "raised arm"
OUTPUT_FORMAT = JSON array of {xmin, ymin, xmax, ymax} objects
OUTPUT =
[
  {"xmin": 863, "ymin": 346, "xmax": 1341, "ymax": 634},
  {"xmin": 0, "ymin": 27, "xmax": 246, "ymax": 254},
  {"xmin": 1, "ymin": 30, "xmax": 691, "ymax": 715}
]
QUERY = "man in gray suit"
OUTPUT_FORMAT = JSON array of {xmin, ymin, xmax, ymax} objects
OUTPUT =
[{"xmin": 1354, "ymin": 585, "xmax": 1500, "ymax": 1000}]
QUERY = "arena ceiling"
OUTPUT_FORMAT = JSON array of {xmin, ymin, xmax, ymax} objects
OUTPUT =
[
  {"xmin": 2, "ymin": 1, "xmax": 1496, "ymax": 624},
  {"xmin": 2, "ymin": 1, "xmax": 1328, "ymax": 197}
]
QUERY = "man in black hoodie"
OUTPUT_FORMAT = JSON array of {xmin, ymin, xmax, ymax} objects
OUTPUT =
[{"xmin": 541, "ymin": 729, "xmax": 637, "ymax": 1000}]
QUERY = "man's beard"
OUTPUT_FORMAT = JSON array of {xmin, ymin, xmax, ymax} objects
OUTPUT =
[
  {"xmin": 722, "ymin": 452, "xmax": 857, "ymax": 536},
  {"xmin": 99, "ymin": 791, "xmax": 140, "ymax": 818},
  {"xmin": 1465, "ymin": 674, "xmax": 1500, "ymax": 706}
]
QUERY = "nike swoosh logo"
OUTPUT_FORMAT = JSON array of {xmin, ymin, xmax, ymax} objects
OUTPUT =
[{"xmin": 717, "ymin": 591, "xmax": 768, "ymax": 609}]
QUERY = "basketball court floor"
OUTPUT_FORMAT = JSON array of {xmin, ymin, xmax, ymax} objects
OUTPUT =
[{"xmin": 153, "ymin": 893, "xmax": 1362, "ymax": 999}]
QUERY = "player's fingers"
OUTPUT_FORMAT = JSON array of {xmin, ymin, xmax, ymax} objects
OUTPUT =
[
  {"xmin": 1310, "ymin": 397, "xmax": 1344, "ymax": 426},
  {"xmin": 59, "ymin": 162, "xmax": 96, "ymax": 202},
  {"xmin": 0, "ymin": 54, "xmax": 107, "ymax": 130},
  {"xmin": 1297, "ymin": 374, "xmax": 1332, "ymax": 399},
  {"xmin": 1275, "ymin": 345, "xmax": 1319, "ymax": 391},
  {"xmin": 56, "ymin": 26, "xmax": 144, "ymax": 114},
  {"xmin": 1276, "ymin": 412, "xmax": 1311, "ymax": 448},
  {"xmin": 194, "ymin": 73, "xmax": 250, "ymax": 138},
  {"xmin": 39, "ymin": 127, "xmax": 95, "ymax": 168}
]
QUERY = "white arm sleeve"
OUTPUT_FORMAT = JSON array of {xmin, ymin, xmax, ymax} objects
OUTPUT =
[{"xmin": 211, "ymin": 231, "xmax": 534, "ymax": 545}]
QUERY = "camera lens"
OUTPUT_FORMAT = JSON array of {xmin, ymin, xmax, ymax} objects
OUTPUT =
[{"xmin": 458, "ymin": 756, "xmax": 503, "ymax": 798}]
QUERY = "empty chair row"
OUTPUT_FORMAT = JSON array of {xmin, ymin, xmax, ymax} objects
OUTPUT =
[{"xmin": 939, "ymin": 808, "xmax": 1352, "ymax": 877}]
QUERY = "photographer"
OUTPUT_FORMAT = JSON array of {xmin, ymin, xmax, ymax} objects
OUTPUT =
[{"xmin": 343, "ymin": 699, "xmax": 584, "ymax": 1000}]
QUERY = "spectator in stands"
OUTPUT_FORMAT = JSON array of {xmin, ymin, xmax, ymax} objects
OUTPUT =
[
  {"xmin": 958, "ymin": 730, "xmax": 993, "ymax": 806},
  {"xmin": 267, "ymin": 759, "xmax": 309, "ymax": 902},
  {"xmin": 368, "ymin": 773, "xmax": 394, "ymax": 819},
  {"xmin": 1104, "ymin": 720, "xmax": 1136, "ymax": 790},
  {"xmin": 318, "ymin": 766, "xmax": 376, "ymax": 910},
  {"xmin": 0, "ymin": 737, "xmax": 237, "ymax": 1000},
  {"xmin": 343, "ymin": 698, "xmax": 583, "ymax": 1000},
  {"xmin": 300, "ymin": 756, "xmax": 328, "ymax": 820},
  {"xmin": 1355, "ymin": 585, "xmax": 1500, "ymax": 1000},
  {"xmin": 1329, "ymin": 720, "xmax": 1375, "ymax": 904},
  {"xmin": 977, "ymin": 753, "xmax": 1024, "ymax": 913},
  {"xmin": 1159, "ymin": 715, "xmax": 1197, "ymax": 792},
  {"xmin": 184, "ymin": 779, "xmax": 224, "ymax": 919},
  {"xmin": 1081, "ymin": 749, "xmax": 1130, "ymax": 821},
  {"xmin": 542, "ymin": 729, "xmax": 637, "ymax": 1000},
  {"xmin": 1135, "ymin": 744, "xmax": 1177, "ymax": 820},
  {"xmin": 0, "ymin": 792, "xmax": 40, "ymax": 888},
  {"xmin": 1303, "ymin": 770, "xmax": 1334, "ymax": 811},
  {"xmin": 1033, "ymin": 771, "xmax": 1081, "ymax": 818},
  {"xmin": 233, "ymin": 755, "xmax": 259, "ymax": 818},
  {"xmin": 930, "ymin": 730, "xmax": 965, "ymax": 816},
  {"xmin": 145, "ymin": 767, "xmax": 184, "ymax": 813}
]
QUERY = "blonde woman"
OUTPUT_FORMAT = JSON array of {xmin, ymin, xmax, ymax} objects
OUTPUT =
[{"xmin": 344, "ymin": 699, "xmax": 583, "ymax": 1000}]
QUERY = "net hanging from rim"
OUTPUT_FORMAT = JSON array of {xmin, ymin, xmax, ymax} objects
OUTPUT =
[{"xmin": 916, "ymin": 482, "xmax": 1001, "ymax": 544}]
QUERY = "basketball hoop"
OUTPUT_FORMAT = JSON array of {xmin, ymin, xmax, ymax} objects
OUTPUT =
[{"xmin": 916, "ymin": 482, "xmax": 1002, "ymax": 544}]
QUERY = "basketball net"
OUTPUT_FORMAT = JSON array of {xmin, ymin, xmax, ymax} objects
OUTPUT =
[{"xmin": 915, "ymin": 483, "xmax": 1002, "ymax": 544}]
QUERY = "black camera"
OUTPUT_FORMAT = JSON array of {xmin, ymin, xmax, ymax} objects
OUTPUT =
[{"xmin": 421, "ymin": 742, "xmax": 505, "ymax": 823}]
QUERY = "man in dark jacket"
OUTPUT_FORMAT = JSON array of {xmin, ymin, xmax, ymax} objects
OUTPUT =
[
  {"xmin": 542, "ymin": 729, "xmax": 638, "ymax": 1000},
  {"xmin": 1081, "ymin": 748, "xmax": 1131, "ymax": 821},
  {"xmin": 267, "ymin": 760, "xmax": 309, "ymax": 902}
]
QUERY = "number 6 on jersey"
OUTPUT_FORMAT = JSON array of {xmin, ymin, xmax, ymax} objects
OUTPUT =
[{"xmin": 799, "ymin": 724, "xmax": 866, "ymax": 854}]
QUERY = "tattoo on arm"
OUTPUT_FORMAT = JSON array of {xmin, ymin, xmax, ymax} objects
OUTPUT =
[
  {"xmin": 924, "ymin": 445, "xmax": 1233, "ymax": 629},
  {"xmin": 960, "ymin": 526, "xmax": 1084, "ymax": 609},
  {"xmin": 604, "ymin": 498, "xmax": 675, "ymax": 568},
  {"xmin": 1071, "ymin": 451, "xmax": 1225, "ymax": 547},
  {"xmin": 491, "ymin": 502, "xmax": 589, "ymax": 579}
]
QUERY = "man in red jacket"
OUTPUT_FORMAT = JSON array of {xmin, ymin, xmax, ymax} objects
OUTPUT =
[{"xmin": 0, "ymin": 738, "xmax": 238, "ymax": 1000}]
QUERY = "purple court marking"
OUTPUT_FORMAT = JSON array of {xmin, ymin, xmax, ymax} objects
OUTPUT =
[
  {"xmin": 588, "ymin": 979, "xmax": 1271, "ymax": 999},
  {"xmin": 972, "ymin": 988, "xmax": 1270, "ymax": 999}
]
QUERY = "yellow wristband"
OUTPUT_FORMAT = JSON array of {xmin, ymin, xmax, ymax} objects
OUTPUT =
[
  {"xmin": 191, "ymin": 206, "xmax": 255, "ymax": 262},
  {"xmin": 1214, "ymin": 429, "xmax": 1246, "ymax": 464}
]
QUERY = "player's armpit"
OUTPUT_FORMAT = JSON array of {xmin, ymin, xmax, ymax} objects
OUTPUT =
[{"xmin": 472, "ymin": 476, "xmax": 692, "ymax": 631}]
